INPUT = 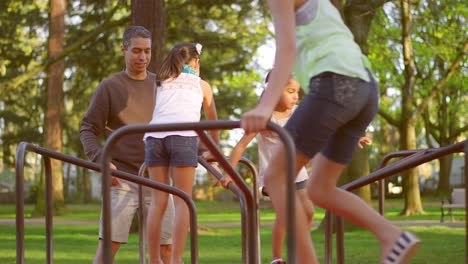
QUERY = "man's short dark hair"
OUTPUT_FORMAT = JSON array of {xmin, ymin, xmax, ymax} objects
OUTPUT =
[{"xmin": 122, "ymin": 26, "xmax": 152, "ymax": 49}]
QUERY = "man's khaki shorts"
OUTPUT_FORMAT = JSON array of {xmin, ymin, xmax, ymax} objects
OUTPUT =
[{"xmin": 99, "ymin": 187, "xmax": 174, "ymax": 244}]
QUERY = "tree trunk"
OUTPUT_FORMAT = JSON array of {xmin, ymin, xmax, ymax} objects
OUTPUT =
[
  {"xmin": 128, "ymin": 0, "xmax": 166, "ymax": 232},
  {"xmin": 398, "ymin": 0, "xmax": 424, "ymax": 216},
  {"xmin": 437, "ymin": 155, "xmax": 453, "ymax": 195},
  {"xmin": 34, "ymin": 0, "xmax": 67, "ymax": 216},
  {"xmin": 131, "ymin": 0, "xmax": 166, "ymax": 73},
  {"xmin": 63, "ymin": 163, "xmax": 71, "ymax": 199},
  {"xmin": 343, "ymin": 0, "xmax": 379, "ymax": 55},
  {"xmin": 2, "ymin": 119, "xmax": 12, "ymax": 167},
  {"xmin": 83, "ymin": 167, "xmax": 92, "ymax": 203},
  {"xmin": 400, "ymin": 121, "xmax": 425, "ymax": 215}
]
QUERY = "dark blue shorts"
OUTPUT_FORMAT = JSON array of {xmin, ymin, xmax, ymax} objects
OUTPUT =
[
  {"xmin": 261, "ymin": 180, "xmax": 307, "ymax": 196},
  {"xmin": 144, "ymin": 136, "xmax": 199, "ymax": 167},
  {"xmin": 285, "ymin": 70, "xmax": 379, "ymax": 164}
]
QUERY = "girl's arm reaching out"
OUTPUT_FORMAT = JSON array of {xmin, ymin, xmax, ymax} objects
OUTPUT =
[
  {"xmin": 217, "ymin": 132, "xmax": 256, "ymax": 188},
  {"xmin": 201, "ymin": 79, "xmax": 220, "ymax": 145}
]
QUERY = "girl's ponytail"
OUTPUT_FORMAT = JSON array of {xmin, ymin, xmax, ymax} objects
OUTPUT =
[{"xmin": 157, "ymin": 43, "xmax": 201, "ymax": 81}]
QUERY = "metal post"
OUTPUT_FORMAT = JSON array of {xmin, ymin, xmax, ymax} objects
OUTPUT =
[
  {"xmin": 44, "ymin": 157, "xmax": 54, "ymax": 264},
  {"xmin": 138, "ymin": 164, "xmax": 147, "ymax": 264},
  {"xmin": 14, "ymin": 133, "xmax": 466, "ymax": 264},
  {"xmin": 101, "ymin": 124, "xmax": 204, "ymax": 264},
  {"xmin": 15, "ymin": 141, "xmax": 202, "ymax": 264},
  {"xmin": 196, "ymin": 131, "xmax": 257, "ymax": 263},
  {"xmin": 15, "ymin": 142, "xmax": 27, "ymax": 264},
  {"xmin": 101, "ymin": 152, "xmax": 112, "ymax": 263},
  {"xmin": 336, "ymin": 216, "xmax": 344, "ymax": 264},
  {"xmin": 240, "ymin": 158, "xmax": 261, "ymax": 264},
  {"xmin": 464, "ymin": 142, "xmax": 468, "ymax": 264},
  {"xmin": 324, "ymin": 211, "xmax": 332, "ymax": 264},
  {"xmin": 378, "ymin": 179, "xmax": 385, "ymax": 215},
  {"xmin": 199, "ymin": 158, "xmax": 250, "ymax": 263}
]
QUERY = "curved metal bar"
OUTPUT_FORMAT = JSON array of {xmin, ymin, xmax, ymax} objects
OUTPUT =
[
  {"xmin": 334, "ymin": 150, "xmax": 428, "ymax": 263},
  {"xmin": 377, "ymin": 150, "xmax": 421, "ymax": 215},
  {"xmin": 464, "ymin": 141, "xmax": 468, "ymax": 261},
  {"xmin": 196, "ymin": 130, "xmax": 257, "ymax": 263},
  {"xmin": 198, "ymin": 157, "xmax": 249, "ymax": 263},
  {"xmin": 335, "ymin": 216, "xmax": 344, "ymax": 264},
  {"xmin": 101, "ymin": 124, "xmax": 208, "ymax": 264},
  {"xmin": 15, "ymin": 142, "xmax": 27, "ymax": 264},
  {"xmin": 14, "ymin": 142, "xmax": 191, "ymax": 264},
  {"xmin": 16, "ymin": 120, "xmax": 297, "ymax": 264},
  {"xmin": 44, "ymin": 156, "xmax": 53, "ymax": 264},
  {"xmin": 198, "ymin": 155, "xmax": 261, "ymax": 264},
  {"xmin": 266, "ymin": 123, "xmax": 297, "ymax": 264},
  {"xmin": 239, "ymin": 157, "xmax": 259, "ymax": 199},
  {"xmin": 377, "ymin": 150, "xmax": 439, "ymax": 215},
  {"xmin": 332, "ymin": 140, "xmax": 466, "ymax": 264},
  {"xmin": 100, "ymin": 120, "xmax": 296, "ymax": 264},
  {"xmin": 341, "ymin": 142, "xmax": 465, "ymax": 191},
  {"xmin": 324, "ymin": 211, "xmax": 332, "ymax": 264},
  {"xmin": 138, "ymin": 164, "xmax": 147, "ymax": 264},
  {"xmin": 15, "ymin": 143, "xmax": 54, "ymax": 264},
  {"xmin": 239, "ymin": 157, "xmax": 262, "ymax": 264}
]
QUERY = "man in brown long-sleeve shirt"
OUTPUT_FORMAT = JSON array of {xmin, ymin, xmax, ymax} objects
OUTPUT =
[{"xmin": 80, "ymin": 26, "xmax": 174, "ymax": 264}]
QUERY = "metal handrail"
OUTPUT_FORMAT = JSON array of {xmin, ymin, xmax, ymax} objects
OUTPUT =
[
  {"xmin": 325, "ymin": 140, "xmax": 467, "ymax": 264},
  {"xmin": 99, "ymin": 120, "xmax": 297, "ymax": 264},
  {"xmin": 137, "ymin": 164, "xmax": 147, "ymax": 264},
  {"xmin": 198, "ymin": 157, "xmax": 250, "ymax": 263},
  {"xmin": 332, "ymin": 149, "xmax": 430, "ymax": 264},
  {"xmin": 198, "ymin": 156, "xmax": 262, "ymax": 264},
  {"xmin": 376, "ymin": 150, "xmax": 429, "ymax": 215},
  {"xmin": 196, "ymin": 129, "xmax": 257, "ymax": 264},
  {"xmin": 239, "ymin": 157, "xmax": 262, "ymax": 264},
  {"xmin": 15, "ymin": 142, "xmax": 196, "ymax": 264},
  {"xmin": 16, "ymin": 120, "xmax": 296, "ymax": 264},
  {"xmin": 197, "ymin": 129, "xmax": 263, "ymax": 263}
]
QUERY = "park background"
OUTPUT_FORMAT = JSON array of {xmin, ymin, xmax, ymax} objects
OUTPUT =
[{"xmin": 0, "ymin": 0, "xmax": 467, "ymax": 263}]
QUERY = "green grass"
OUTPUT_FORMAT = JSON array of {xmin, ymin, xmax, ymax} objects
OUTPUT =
[
  {"xmin": 4, "ymin": 198, "xmax": 465, "ymax": 222},
  {"xmin": 0, "ymin": 203, "xmax": 101, "ymax": 221},
  {"xmin": 1, "ymin": 224, "xmax": 465, "ymax": 263},
  {"xmin": 2, "ymin": 198, "xmax": 466, "ymax": 263}
]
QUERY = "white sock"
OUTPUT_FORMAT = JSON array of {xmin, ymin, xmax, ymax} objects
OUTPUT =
[{"xmin": 271, "ymin": 258, "xmax": 284, "ymax": 264}]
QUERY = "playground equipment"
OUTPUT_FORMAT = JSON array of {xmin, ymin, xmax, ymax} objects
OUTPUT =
[
  {"xmin": 98, "ymin": 120, "xmax": 296, "ymax": 264},
  {"xmin": 15, "ymin": 142, "xmax": 197, "ymax": 264},
  {"xmin": 15, "ymin": 120, "xmax": 467, "ymax": 263},
  {"xmin": 325, "ymin": 140, "xmax": 468, "ymax": 264},
  {"xmin": 15, "ymin": 120, "xmax": 296, "ymax": 264}
]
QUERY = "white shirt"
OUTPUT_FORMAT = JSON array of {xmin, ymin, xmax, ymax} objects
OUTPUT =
[
  {"xmin": 257, "ymin": 105, "xmax": 309, "ymax": 186},
  {"xmin": 144, "ymin": 72, "xmax": 203, "ymax": 139}
]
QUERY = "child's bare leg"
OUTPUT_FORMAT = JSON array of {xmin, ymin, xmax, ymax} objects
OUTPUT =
[
  {"xmin": 170, "ymin": 166, "xmax": 195, "ymax": 264},
  {"xmin": 307, "ymin": 153, "xmax": 404, "ymax": 262},
  {"xmin": 160, "ymin": 244, "xmax": 172, "ymax": 264},
  {"xmin": 271, "ymin": 189, "xmax": 315, "ymax": 261},
  {"xmin": 264, "ymin": 145, "xmax": 319, "ymax": 263},
  {"xmin": 147, "ymin": 166, "xmax": 170, "ymax": 264},
  {"xmin": 93, "ymin": 240, "xmax": 120, "ymax": 264},
  {"xmin": 297, "ymin": 188, "xmax": 314, "ymax": 227},
  {"xmin": 271, "ymin": 206, "xmax": 286, "ymax": 260}
]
